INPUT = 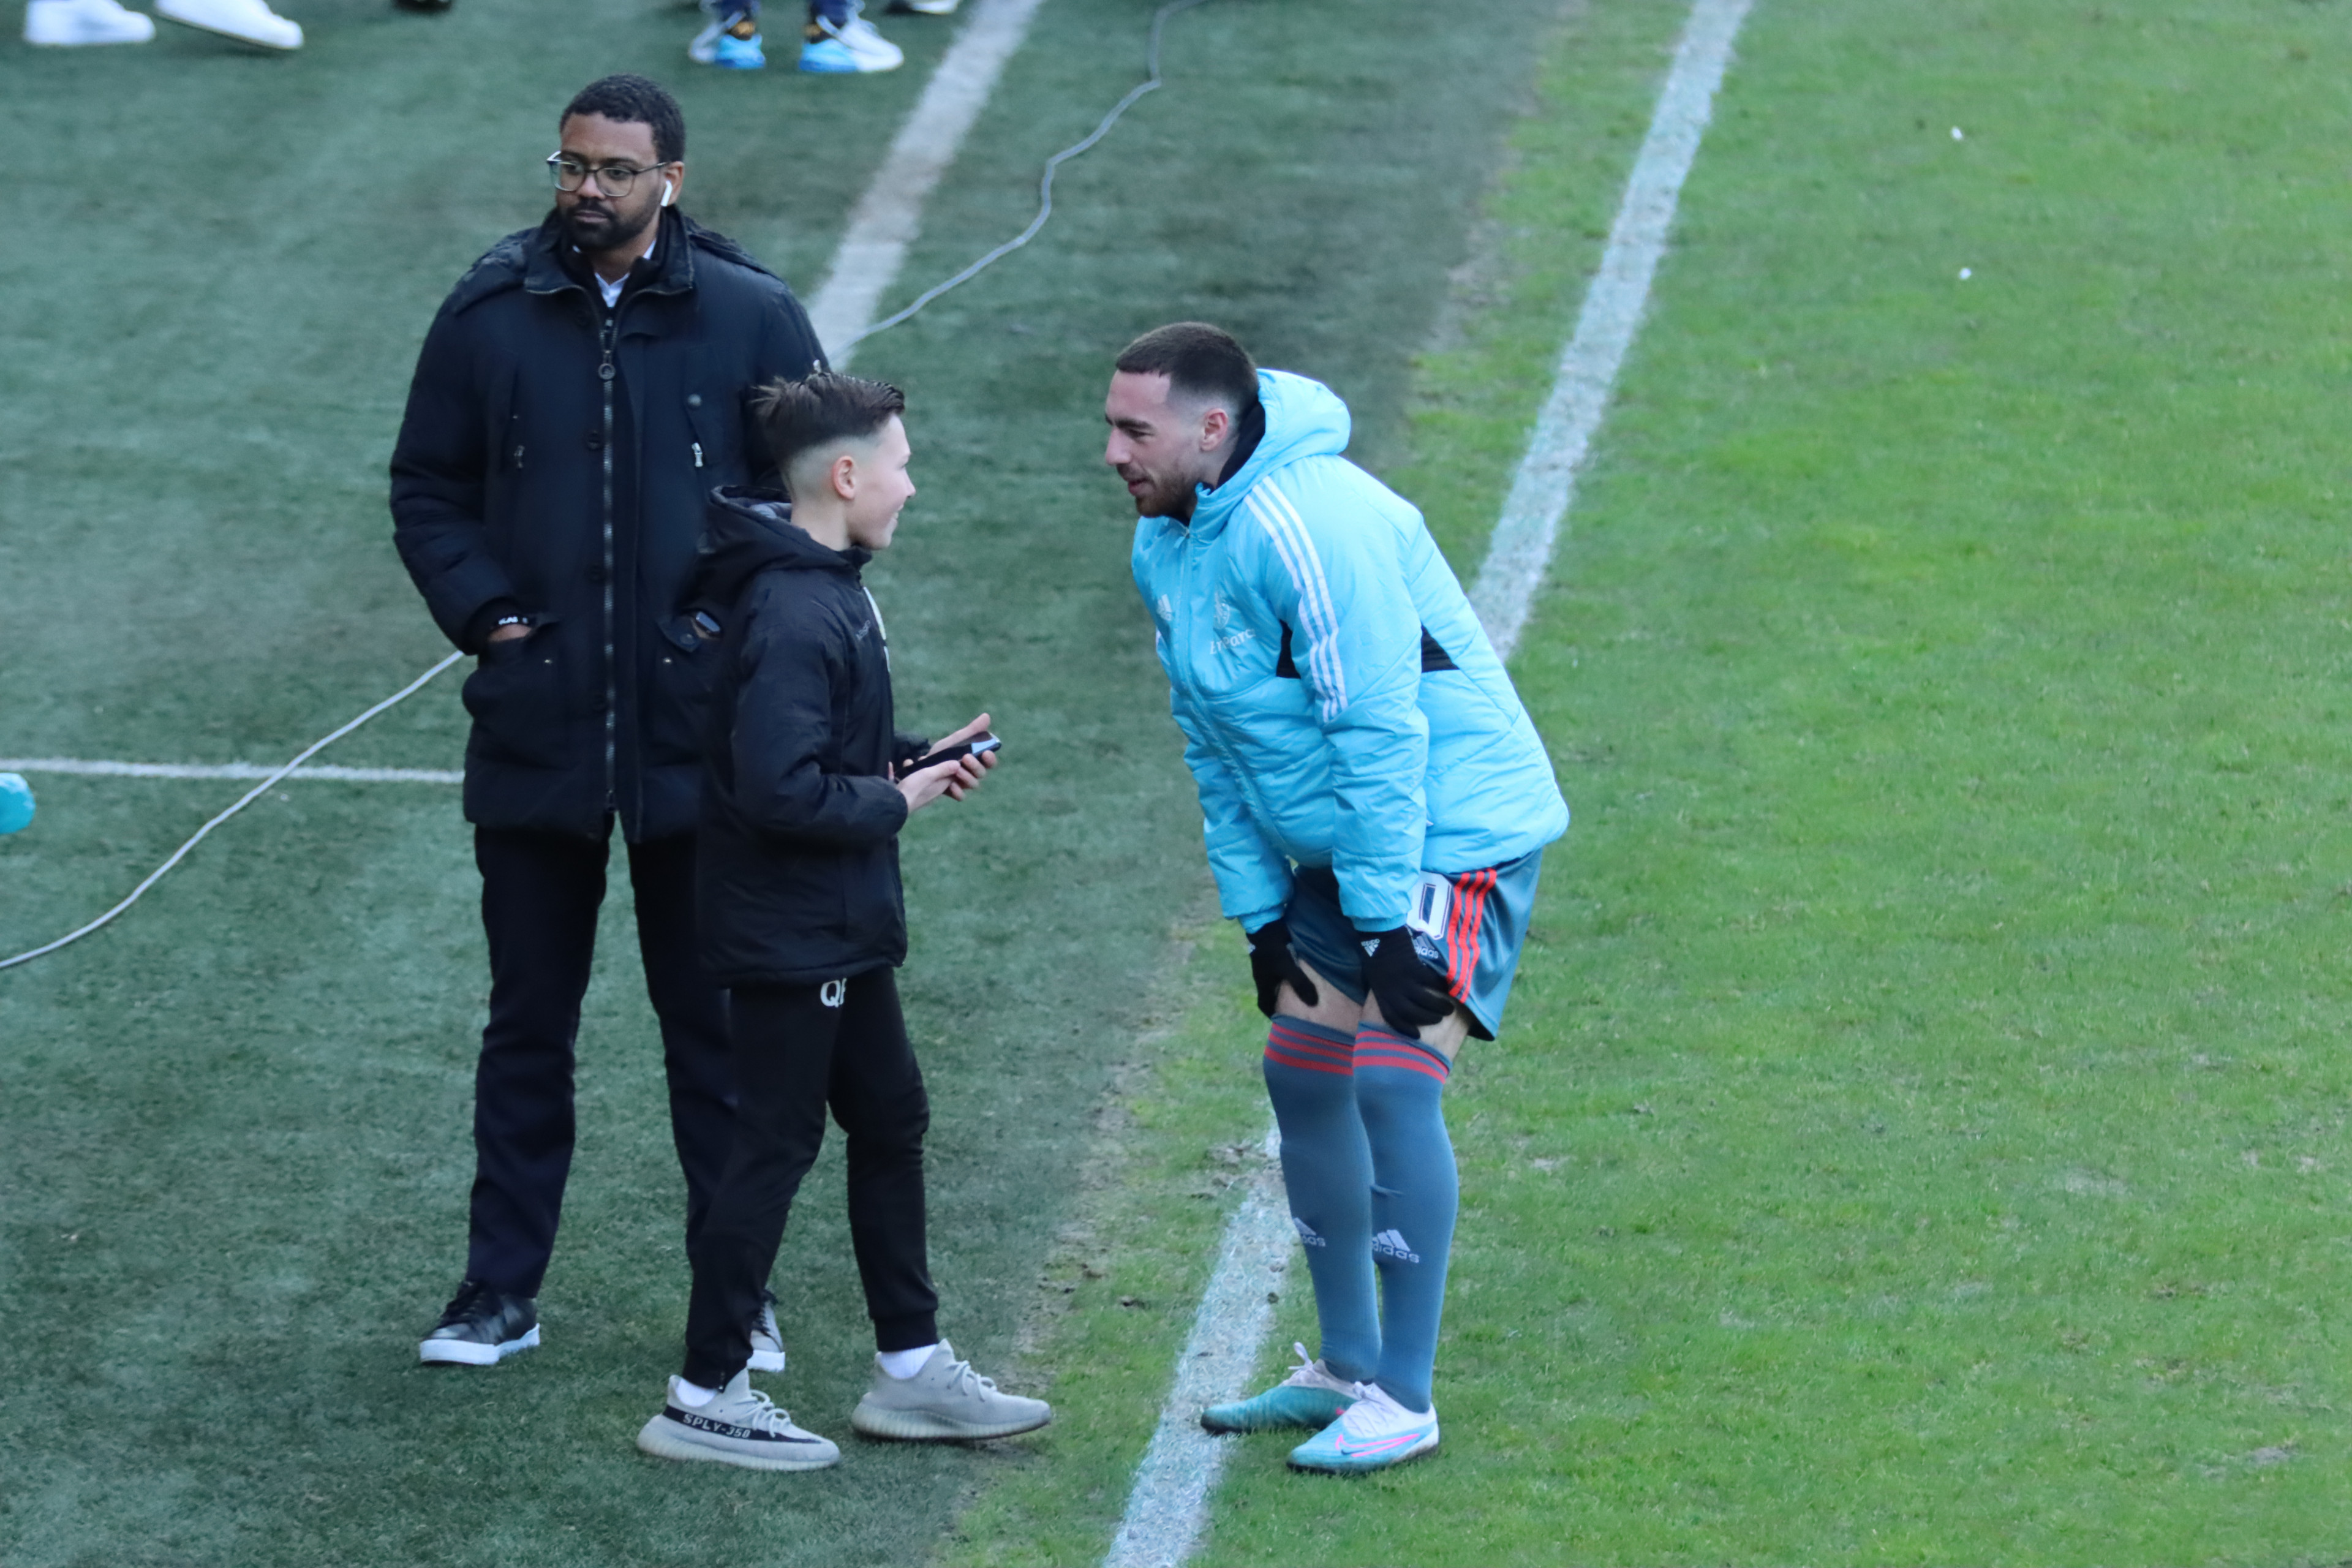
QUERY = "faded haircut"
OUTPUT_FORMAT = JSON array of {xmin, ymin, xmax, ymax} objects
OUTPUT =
[
  {"xmin": 1115, "ymin": 322, "xmax": 1258, "ymax": 413},
  {"xmin": 756, "ymin": 372, "xmax": 907, "ymax": 489},
  {"xmin": 562, "ymin": 74, "xmax": 686, "ymax": 165}
]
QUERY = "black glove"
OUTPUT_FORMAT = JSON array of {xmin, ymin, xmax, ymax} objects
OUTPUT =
[
  {"xmin": 1245, "ymin": 918, "xmax": 1319, "ymax": 1018},
  {"xmin": 1361, "ymin": 927, "xmax": 1454, "ymax": 1032}
]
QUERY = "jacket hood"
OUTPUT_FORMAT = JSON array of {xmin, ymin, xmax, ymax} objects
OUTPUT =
[
  {"xmin": 1187, "ymin": 369, "xmax": 1353, "ymax": 537},
  {"xmin": 697, "ymin": 485, "xmax": 870, "ymax": 606}
]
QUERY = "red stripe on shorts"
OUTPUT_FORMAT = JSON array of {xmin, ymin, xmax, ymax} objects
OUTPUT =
[{"xmin": 1445, "ymin": 867, "xmax": 1495, "ymax": 1000}]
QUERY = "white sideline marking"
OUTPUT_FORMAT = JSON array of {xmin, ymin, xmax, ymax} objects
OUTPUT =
[
  {"xmin": 1105, "ymin": 2, "xmax": 1755, "ymax": 1562},
  {"xmin": 1, "ymin": 758, "xmax": 462, "ymax": 784},
  {"xmin": 807, "ymin": 0, "xmax": 1051, "ymax": 367},
  {"xmin": 1102, "ymin": 1123, "xmax": 1285, "ymax": 1568},
  {"xmin": 1469, "ymin": 0, "xmax": 1757, "ymax": 664}
]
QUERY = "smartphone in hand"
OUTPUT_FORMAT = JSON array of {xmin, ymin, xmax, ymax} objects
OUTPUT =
[{"xmin": 901, "ymin": 733, "xmax": 1001, "ymax": 777}]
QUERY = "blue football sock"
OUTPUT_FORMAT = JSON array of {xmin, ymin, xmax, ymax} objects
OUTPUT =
[
  {"xmin": 1352, "ymin": 1023, "xmax": 1458, "ymax": 1415},
  {"xmin": 1262, "ymin": 1017, "xmax": 1381, "ymax": 1384}
]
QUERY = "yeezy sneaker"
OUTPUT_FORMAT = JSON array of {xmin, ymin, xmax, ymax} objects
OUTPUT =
[
  {"xmin": 636, "ymin": 1370, "xmax": 841, "ymax": 1471},
  {"xmin": 24, "ymin": 0, "xmax": 155, "ymax": 45},
  {"xmin": 884, "ymin": 0, "xmax": 957, "ymax": 12},
  {"xmin": 1288, "ymin": 1381, "xmax": 1440, "ymax": 1474},
  {"xmin": 1201, "ymin": 1343, "xmax": 1357, "ymax": 1434},
  {"xmin": 418, "ymin": 1280, "xmax": 539, "ymax": 1366},
  {"xmin": 154, "ymin": 0, "xmax": 301, "ymax": 48},
  {"xmin": 748, "ymin": 1288, "xmax": 787, "ymax": 1374},
  {"xmin": 850, "ymin": 1341, "xmax": 1052, "ymax": 1441},
  {"xmin": 800, "ymin": 1, "xmax": 900, "ymax": 72}
]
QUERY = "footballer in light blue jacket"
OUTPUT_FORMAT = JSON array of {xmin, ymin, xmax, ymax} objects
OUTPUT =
[{"xmin": 1106, "ymin": 323, "xmax": 1567, "ymax": 1473}]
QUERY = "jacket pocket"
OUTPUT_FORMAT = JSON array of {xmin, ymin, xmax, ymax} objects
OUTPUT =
[
  {"xmin": 646, "ymin": 613, "xmax": 718, "ymax": 766},
  {"xmin": 840, "ymin": 842, "xmax": 900, "ymax": 949},
  {"xmin": 462, "ymin": 617, "xmax": 568, "ymax": 767},
  {"xmin": 686, "ymin": 393, "xmax": 742, "ymax": 487}
]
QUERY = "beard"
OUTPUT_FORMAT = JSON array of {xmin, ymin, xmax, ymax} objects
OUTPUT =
[
  {"xmin": 1123, "ymin": 467, "xmax": 1196, "ymax": 521},
  {"xmin": 558, "ymin": 195, "xmax": 657, "ymax": 256}
]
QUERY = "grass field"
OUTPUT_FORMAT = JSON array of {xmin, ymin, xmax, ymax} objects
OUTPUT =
[{"xmin": 7, "ymin": 0, "xmax": 2352, "ymax": 1564}]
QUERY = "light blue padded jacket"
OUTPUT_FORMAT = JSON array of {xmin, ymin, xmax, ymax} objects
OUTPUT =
[{"xmin": 1133, "ymin": 369, "xmax": 1569, "ymax": 932}]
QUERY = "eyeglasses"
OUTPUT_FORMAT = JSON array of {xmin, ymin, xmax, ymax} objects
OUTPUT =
[{"xmin": 546, "ymin": 153, "xmax": 667, "ymax": 197}]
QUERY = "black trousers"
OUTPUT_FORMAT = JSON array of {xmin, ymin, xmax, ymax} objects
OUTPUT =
[
  {"xmin": 466, "ymin": 824, "xmax": 735, "ymax": 1297},
  {"xmin": 682, "ymin": 969, "xmax": 940, "ymax": 1389}
]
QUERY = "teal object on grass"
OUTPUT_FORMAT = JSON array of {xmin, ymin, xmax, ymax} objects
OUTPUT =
[{"xmin": 0, "ymin": 773, "xmax": 32, "ymax": 835}]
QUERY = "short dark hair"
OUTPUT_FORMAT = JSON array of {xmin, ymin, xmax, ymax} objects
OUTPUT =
[
  {"xmin": 1115, "ymin": 322, "xmax": 1258, "ymax": 413},
  {"xmin": 757, "ymin": 372, "xmax": 907, "ymax": 485},
  {"xmin": 562, "ymin": 74, "xmax": 686, "ymax": 165}
]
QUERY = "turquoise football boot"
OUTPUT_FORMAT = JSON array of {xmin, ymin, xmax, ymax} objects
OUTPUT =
[
  {"xmin": 1200, "ymin": 1343, "xmax": 1358, "ymax": 1434},
  {"xmin": 1287, "ymin": 1382, "xmax": 1439, "ymax": 1474}
]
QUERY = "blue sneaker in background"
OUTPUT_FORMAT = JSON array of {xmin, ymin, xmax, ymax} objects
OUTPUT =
[{"xmin": 690, "ymin": 1, "xmax": 766, "ymax": 67}]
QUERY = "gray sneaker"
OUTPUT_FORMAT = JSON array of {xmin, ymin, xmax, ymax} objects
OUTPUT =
[
  {"xmin": 636, "ymin": 1371, "xmax": 840, "ymax": 1471},
  {"xmin": 850, "ymin": 1340, "xmax": 1052, "ymax": 1441}
]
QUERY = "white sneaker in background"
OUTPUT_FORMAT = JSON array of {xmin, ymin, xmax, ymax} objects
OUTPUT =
[
  {"xmin": 886, "ymin": 0, "xmax": 958, "ymax": 14},
  {"xmin": 804, "ymin": 1, "xmax": 901, "ymax": 73},
  {"xmin": 24, "ymin": 0, "xmax": 156, "ymax": 45},
  {"xmin": 154, "ymin": 0, "xmax": 301, "ymax": 49}
]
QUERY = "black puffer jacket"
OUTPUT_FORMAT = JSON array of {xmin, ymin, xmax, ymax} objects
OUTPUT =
[
  {"xmin": 390, "ymin": 209, "xmax": 826, "ymax": 842},
  {"xmin": 693, "ymin": 487, "xmax": 931, "ymax": 987}
]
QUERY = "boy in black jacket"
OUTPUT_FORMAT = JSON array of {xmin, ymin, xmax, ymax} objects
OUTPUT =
[{"xmin": 636, "ymin": 374, "xmax": 1051, "ymax": 1471}]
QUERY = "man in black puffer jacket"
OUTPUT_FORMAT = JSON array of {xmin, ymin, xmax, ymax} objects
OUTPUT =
[
  {"xmin": 391, "ymin": 74, "xmax": 826, "ymax": 1366},
  {"xmin": 633, "ymin": 373, "xmax": 1052, "ymax": 1472}
]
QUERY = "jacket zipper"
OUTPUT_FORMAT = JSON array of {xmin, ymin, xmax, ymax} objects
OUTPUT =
[
  {"xmin": 1175, "ymin": 530, "xmax": 1276, "ymax": 832},
  {"xmin": 599, "ymin": 310, "xmax": 619, "ymax": 817}
]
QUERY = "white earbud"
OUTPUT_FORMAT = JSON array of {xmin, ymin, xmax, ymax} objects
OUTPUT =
[{"xmin": 661, "ymin": 178, "xmax": 676, "ymax": 207}]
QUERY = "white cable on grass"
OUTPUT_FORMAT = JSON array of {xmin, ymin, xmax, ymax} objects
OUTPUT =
[
  {"xmin": 0, "ymin": 652, "xmax": 462, "ymax": 973},
  {"xmin": 2, "ymin": 759, "xmax": 462, "ymax": 783},
  {"xmin": 832, "ymin": 0, "xmax": 1211, "ymax": 358}
]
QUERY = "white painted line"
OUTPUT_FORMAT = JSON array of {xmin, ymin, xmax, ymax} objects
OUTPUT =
[
  {"xmin": 1105, "ymin": 2, "xmax": 1755, "ymax": 1560},
  {"xmin": 1103, "ymin": 1122, "xmax": 1285, "ymax": 1568},
  {"xmin": 1469, "ymin": 0, "xmax": 1756, "ymax": 664},
  {"xmin": 807, "ymin": 0, "xmax": 1052, "ymax": 368},
  {"xmin": 1, "ymin": 758, "xmax": 462, "ymax": 784}
]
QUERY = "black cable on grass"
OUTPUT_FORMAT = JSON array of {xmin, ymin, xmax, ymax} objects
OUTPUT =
[
  {"xmin": 837, "ymin": 0, "xmax": 1213, "ymax": 353},
  {"xmin": 2, "ymin": 0, "xmax": 1213, "ymax": 973}
]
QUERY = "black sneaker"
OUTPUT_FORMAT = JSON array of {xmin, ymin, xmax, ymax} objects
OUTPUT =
[
  {"xmin": 419, "ymin": 1280, "xmax": 539, "ymax": 1366},
  {"xmin": 749, "ymin": 1287, "xmax": 786, "ymax": 1373}
]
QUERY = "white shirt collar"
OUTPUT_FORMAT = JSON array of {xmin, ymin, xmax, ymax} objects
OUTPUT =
[{"xmin": 584, "ymin": 232, "xmax": 656, "ymax": 309}]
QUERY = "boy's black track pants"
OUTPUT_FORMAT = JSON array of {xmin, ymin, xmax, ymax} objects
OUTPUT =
[{"xmin": 682, "ymin": 968, "xmax": 940, "ymax": 1388}]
